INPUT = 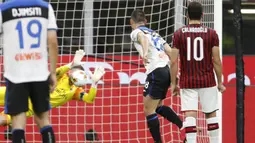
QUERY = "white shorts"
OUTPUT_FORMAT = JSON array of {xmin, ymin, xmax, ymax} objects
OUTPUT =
[{"xmin": 180, "ymin": 86, "xmax": 218, "ymax": 113}]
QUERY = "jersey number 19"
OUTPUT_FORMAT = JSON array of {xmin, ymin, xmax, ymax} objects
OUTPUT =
[
  {"xmin": 187, "ymin": 37, "xmax": 204, "ymax": 61},
  {"xmin": 16, "ymin": 19, "xmax": 42, "ymax": 49}
]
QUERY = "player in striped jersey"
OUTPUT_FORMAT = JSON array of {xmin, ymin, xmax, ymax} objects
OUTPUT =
[
  {"xmin": 169, "ymin": 2, "xmax": 226, "ymax": 143},
  {"xmin": 0, "ymin": 0, "xmax": 58, "ymax": 142},
  {"xmin": 130, "ymin": 9, "xmax": 183, "ymax": 143}
]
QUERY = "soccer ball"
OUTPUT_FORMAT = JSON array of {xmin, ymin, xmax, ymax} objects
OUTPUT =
[{"xmin": 70, "ymin": 70, "xmax": 88, "ymax": 87}]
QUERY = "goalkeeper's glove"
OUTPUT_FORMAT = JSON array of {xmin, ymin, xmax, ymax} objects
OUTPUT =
[
  {"xmin": 66, "ymin": 49, "xmax": 85, "ymax": 68},
  {"xmin": 88, "ymin": 66, "xmax": 106, "ymax": 87}
]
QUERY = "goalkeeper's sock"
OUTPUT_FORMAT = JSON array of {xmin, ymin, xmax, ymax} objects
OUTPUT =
[
  {"xmin": 146, "ymin": 113, "xmax": 162, "ymax": 143},
  {"xmin": 185, "ymin": 117, "xmax": 197, "ymax": 143},
  {"xmin": 40, "ymin": 125, "xmax": 55, "ymax": 143},
  {"xmin": 156, "ymin": 105, "xmax": 183, "ymax": 128},
  {"xmin": 12, "ymin": 129, "xmax": 26, "ymax": 143},
  {"xmin": 207, "ymin": 117, "xmax": 219, "ymax": 143}
]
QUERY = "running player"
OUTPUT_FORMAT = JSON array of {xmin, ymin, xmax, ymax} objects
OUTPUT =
[
  {"xmin": 130, "ymin": 9, "xmax": 183, "ymax": 143},
  {"xmin": 169, "ymin": 2, "xmax": 226, "ymax": 143},
  {"xmin": 0, "ymin": 0, "xmax": 58, "ymax": 142},
  {"xmin": 0, "ymin": 50, "xmax": 105, "ymax": 126}
]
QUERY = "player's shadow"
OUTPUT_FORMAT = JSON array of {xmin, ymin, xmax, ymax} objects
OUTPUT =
[
  {"xmin": 85, "ymin": 129, "xmax": 100, "ymax": 143},
  {"xmin": 5, "ymin": 127, "xmax": 101, "ymax": 142},
  {"xmin": 4, "ymin": 125, "xmax": 12, "ymax": 140}
]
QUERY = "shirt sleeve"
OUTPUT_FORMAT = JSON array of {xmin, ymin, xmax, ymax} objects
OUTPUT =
[
  {"xmin": 56, "ymin": 65, "xmax": 70, "ymax": 79},
  {"xmin": 159, "ymin": 36, "xmax": 167, "ymax": 45},
  {"xmin": 73, "ymin": 87, "xmax": 97, "ymax": 104},
  {"xmin": 130, "ymin": 29, "xmax": 141, "ymax": 42},
  {"xmin": 213, "ymin": 30, "xmax": 219, "ymax": 47},
  {"xmin": 172, "ymin": 30, "xmax": 180, "ymax": 49},
  {"xmin": 48, "ymin": 4, "xmax": 58, "ymax": 30}
]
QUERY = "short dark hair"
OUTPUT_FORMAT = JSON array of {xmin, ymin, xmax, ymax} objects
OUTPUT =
[
  {"xmin": 71, "ymin": 65, "xmax": 84, "ymax": 71},
  {"xmin": 131, "ymin": 9, "xmax": 146, "ymax": 23},
  {"xmin": 187, "ymin": 1, "xmax": 203, "ymax": 20}
]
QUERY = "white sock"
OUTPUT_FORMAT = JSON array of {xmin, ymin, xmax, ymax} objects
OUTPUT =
[
  {"xmin": 207, "ymin": 117, "xmax": 219, "ymax": 143},
  {"xmin": 185, "ymin": 117, "xmax": 197, "ymax": 143}
]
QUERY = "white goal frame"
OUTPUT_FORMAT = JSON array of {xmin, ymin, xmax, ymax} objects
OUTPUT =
[{"xmin": 214, "ymin": 1, "xmax": 223, "ymax": 143}]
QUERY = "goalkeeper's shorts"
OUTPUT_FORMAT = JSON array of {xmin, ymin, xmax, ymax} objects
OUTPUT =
[
  {"xmin": 4, "ymin": 78, "xmax": 51, "ymax": 115},
  {"xmin": 143, "ymin": 65, "xmax": 170, "ymax": 100}
]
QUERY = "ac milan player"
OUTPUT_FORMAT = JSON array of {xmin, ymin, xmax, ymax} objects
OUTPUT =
[{"xmin": 169, "ymin": 2, "xmax": 225, "ymax": 143}]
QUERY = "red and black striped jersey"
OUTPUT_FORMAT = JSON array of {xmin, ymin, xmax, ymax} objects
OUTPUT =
[{"xmin": 172, "ymin": 24, "xmax": 219, "ymax": 88}]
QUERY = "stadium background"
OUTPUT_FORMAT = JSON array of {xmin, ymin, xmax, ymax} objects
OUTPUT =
[{"xmin": 0, "ymin": 0, "xmax": 254, "ymax": 143}]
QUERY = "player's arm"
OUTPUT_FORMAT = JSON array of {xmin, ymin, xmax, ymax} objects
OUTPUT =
[
  {"xmin": 165, "ymin": 32, "xmax": 180, "ymax": 85},
  {"xmin": 137, "ymin": 32, "xmax": 149, "ymax": 62},
  {"xmin": 72, "ymin": 66, "xmax": 105, "ymax": 103},
  {"xmin": 0, "ymin": 10, "xmax": 2, "ymax": 34},
  {"xmin": 164, "ymin": 43, "xmax": 179, "ymax": 84},
  {"xmin": 168, "ymin": 48, "xmax": 179, "ymax": 85},
  {"xmin": 73, "ymin": 87, "xmax": 97, "ymax": 104},
  {"xmin": 48, "ymin": 4, "xmax": 58, "ymax": 76},
  {"xmin": 212, "ymin": 47, "xmax": 222, "ymax": 84},
  {"xmin": 56, "ymin": 65, "xmax": 71, "ymax": 79},
  {"xmin": 56, "ymin": 50, "xmax": 85, "ymax": 79},
  {"xmin": 211, "ymin": 31, "xmax": 223, "ymax": 84}
]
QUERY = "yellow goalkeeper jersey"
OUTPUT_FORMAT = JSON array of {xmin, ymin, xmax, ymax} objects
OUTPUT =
[
  {"xmin": 51, "ymin": 65, "xmax": 82, "ymax": 108},
  {"xmin": 50, "ymin": 65, "xmax": 97, "ymax": 107},
  {"xmin": 0, "ymin": 65, "xmax": 97, "ymax": 122}
]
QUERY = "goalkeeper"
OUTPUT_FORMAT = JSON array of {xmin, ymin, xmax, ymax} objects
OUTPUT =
[{"xmin": 0, "ymin": 49, "xmax": 105, "ymax": 126}]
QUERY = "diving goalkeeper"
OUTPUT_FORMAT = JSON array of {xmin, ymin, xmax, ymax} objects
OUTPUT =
[{"xmin": 0, "ymin": 49, "xmax": 105, "ymax": 126}]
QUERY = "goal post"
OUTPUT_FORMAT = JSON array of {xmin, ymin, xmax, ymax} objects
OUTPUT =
[
  {"xmin": 214, "ymin": 1, "xmax": 223, "ymax": 143},
  {"xmin": 174, "ymin": 0, "xmax": 223, "ymax": 143},
  {"xmin": 83, "ymin": 0, "xmax": 93, "ymax": 54}
]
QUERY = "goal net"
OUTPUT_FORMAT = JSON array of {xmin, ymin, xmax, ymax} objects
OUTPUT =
[{"xmin": 0, "ymin": 0, "xmax": 222, "ymax": 143}]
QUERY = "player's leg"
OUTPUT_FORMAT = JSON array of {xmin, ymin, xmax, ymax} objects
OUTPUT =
[
  {"xmin": 143, "ymin": 96, "xmax": 162, "ymax": 143},
  {"xmin": 0, "ymin": 112, "xmax": 11, "ymax": 126},
  {"xmin": 0, "ymin": 87, "xmax": 11, "ymax": 126},
  {"xmin": 199, "ymin": 86, "xmax": 219, "ymax": 143},
  {"xmin": 144, "ymin": 68, "xmax": 166, "ymax": 143},
  {"xmin": 180, "ymin": 89, "xmax": 199, "ymax": 143},
  {"xmin": 5, "ymin": 79, "xmax": 29, "ymax": 143},
  {"xmin": 155, "ymin": 66, "xmax": 183, "ymax": 128},
  {"xmin": 0, "ymin": 86, "xmax": 7, "ymax": 106},
  {"xmin": 29, "ymin": 79, "xmax": 55, "ymax": 143},
  {"xmin": 156, "ymin": 99, "xmax": 183, "ymax": 129},
  {"xmin": 0, "ymin": 99, "xmax": 34, "ymax": 127},
  {"xmin": 144, "ymin": 66, "xmax": 177, "ymax": 143}
]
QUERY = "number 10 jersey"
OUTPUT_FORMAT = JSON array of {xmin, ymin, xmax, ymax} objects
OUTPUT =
[
  {"xmin": 0, "ymin": 0, "xmax": 58, "ymax": 83},
  {"xmin": 172, "ymin": 24, "xmax": 219, "ymax": 88}
]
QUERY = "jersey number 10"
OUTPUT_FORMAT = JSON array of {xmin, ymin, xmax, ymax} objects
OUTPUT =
[
  {"xmin": 187, "ymin": 37, "xmax": 204, "ymax": 61},
  {"xmin": 16, "ymin": 19, "xmax": 42, "ymax": 49}
]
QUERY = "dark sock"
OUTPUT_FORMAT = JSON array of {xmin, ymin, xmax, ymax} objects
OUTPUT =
[
  {"xmin": 156, "ymin": 105, "xmax": 183, "ymax": 128},
  {"xmin": 12, "ymin": 129, "xmax": 26, "ymax": 143},
  {"xmin": 40, "ymin": 125, "xmax": 55, "ymax": 143},
  {"xmin": 146, "ymin": 113, "xmax": 162, "ymax": 143}
]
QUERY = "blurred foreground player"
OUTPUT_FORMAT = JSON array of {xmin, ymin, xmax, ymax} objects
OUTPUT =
[
  {"xmin": 130, "ymin": 9, "xmax": 183, "ymax": 143},
  {"xmin": 0, "ymin": 0, "xmax": 59, "ymax": 142},
  {"xmin": 169, "ymin": 2, "xmax": 226, "ymax": 143},
  {"xmin": 0, "ymin": 50, "xmax": 105, "ymax": 127}
]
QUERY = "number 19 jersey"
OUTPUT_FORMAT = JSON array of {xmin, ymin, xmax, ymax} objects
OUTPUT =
[
  {"xmin": 0, "ymin": 0, "xmax": 58, "ymax": 83},
  {"xmin": 172, "ymin": 24, "xmax": 219, "ymax": 88}
]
